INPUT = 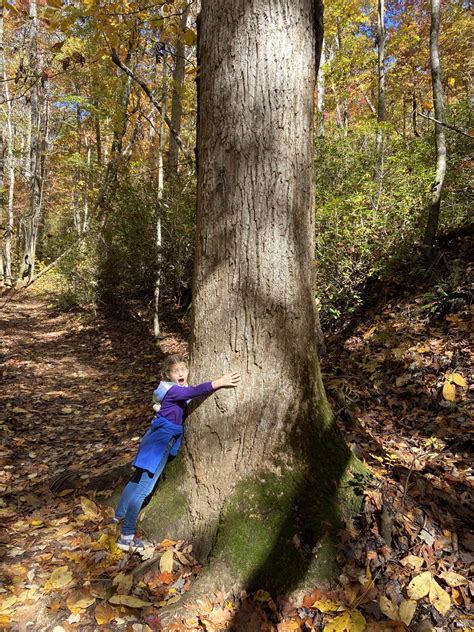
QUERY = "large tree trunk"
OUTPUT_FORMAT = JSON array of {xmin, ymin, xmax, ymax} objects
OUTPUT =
[
  {"xmin": 423, "ymin": 0, "xmax": 447, "ymax": 250},
  {"xmin": 141, "ymin": 0, "xmax": 364, "ymax": 614}
]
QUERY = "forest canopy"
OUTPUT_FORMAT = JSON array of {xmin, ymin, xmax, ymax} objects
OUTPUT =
[{"xmin": 1, "ymin": 0, "xmax": 471, "ymax": 324}]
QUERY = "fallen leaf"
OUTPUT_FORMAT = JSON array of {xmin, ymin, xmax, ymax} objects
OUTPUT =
[
  {"xmin": 66, "ymin": 588, "xmax": 95, "ymax": 614},
  {"xmin": 94, "ymin": 601, "xmax": 119, "ymax": 624},
  {"xmin": 277, "ymin": 621, "xmax": 301, "ymax": 631},
  {"xmin": 160, "ymin": 549, "xmax": 174, "ymax": 573},
  {"xmin": 0, "ymin": 594, "xmax": 17, "ymax": 612},
  {"xmin": 399, "ymin": 600, "xmax": 416, "ymax": 626},
  {"xmin": 400, "ymin": 555, "xmax": 424, "ymax": 571},
  {"xmin": 80, "ymin": 496, "xmax": 100, "ymax": 520},
  {"xmin": 112, "ymin": 571, "xmax": 133, "ymax": 595},
  {"xmin": 379, "ymin": 595, "xmax": 398, "ymax": 620},
  {"xmin": 313, "ymin": 599, "xmax": 344, "ymax": 612},
  {"xmin": 429, "ymin": 577, "xmax": 451, "ymax": 614},
  {"xmin": 447, "ymin": 373, "xmax": 467, "ymax": 387},
  {"xmin": 44, "ymin": 566, "xmax": 74, "ymax": 591},
  {"xmin": 108, "ymin": 594, "xmax": 152, "ymax": 608},
  {"xmin": 157, "ymin": 572, "xmax": 174, "ymax": 585},
  {"xmin": 438, "ymin": 571, "xmax": 468, "ymax": 587},
  {"xmin": 442, "ymin": 381, "xmax": 456, "ymax": 401},
  {"xmin": 324, "ymin": 610, "xmax": 365, "ymax": 632}
]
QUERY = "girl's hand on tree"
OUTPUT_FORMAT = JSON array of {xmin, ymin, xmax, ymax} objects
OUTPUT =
[{"xmin": 213, "ymin": 372, "xmax": 241, "ymax": 389}]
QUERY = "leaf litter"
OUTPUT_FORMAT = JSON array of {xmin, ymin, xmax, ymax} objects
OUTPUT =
[{"xmin": 0, "ymin": 252, "xmax": 472, "ymax": 631}]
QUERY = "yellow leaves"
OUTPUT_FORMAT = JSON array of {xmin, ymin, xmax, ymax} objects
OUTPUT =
[
  {"xmin": 94, "ymin": 601, "xmax": 119, "ymax": 624},
  {"xmin": 407, "ymin": 571, "xmax": 433, "ymax": 599},
  {"xmin": 0, "ymin": 594, "xmax": 17, "ymax": 613},
  {"xmin": 407, "ymin": 571, "xmax": 451, "ymax": 615},
  {"xmin": 79, "ymin": 496, "xmax": 100, "ymax": 521},
  {"xmin": 66, "ymin": 588, "xmax": 96, "ymax": 614},
  {"xmin": 442, "ymin": 381, "xmax": 456, "ymax": 401},
  {"xmin": 312, "ymin": 599, "xmax": 343, "ymax": 612},
  {"xmin": 112, "ymin": 571, "xmax": 133, "ymax": 595},
  {"xmin": 379, "ymin": 595, "xmax": 398, "ymax": 620},
  {"xmin": 159, "ymin": 549, "xmax": 174, "ymax": 573},
  {"xmin": 400, "ymin": 555, "xmax": 424, "ymax": 571},
  {"xmin": 447, "ymin": 372, "xmax": 467, "ymax": 387},
  {"xmin": 108, "ymin": 594, "xmax": 152, "ymax": 608},
  {"xmin": 379, "ymin": 596, "xmax": 416, "ymax": 626},
  {"xmin": 44, "ymin": 566, "xmax": 74, "ymax": 591},
  {"xmin": 399, "ymin": 600, "xmax": 417, "ymax": 626},
  {"xmin": 428, "ymin": 578, "xmax": 451, "ymax": 615},
  {"xmin": 438, "ymin": 571, "xmax": 468, "ymax": 587},
  {"xmin": 323, "ymin": 610, "xmax": 365, "ymax": 632},
  {"xmin": 442, "ymin": 372, "xmax": 468, "ymax": 400},
  {"xmin": 183, "ymin": 28, "xmax": 197, "ymax": 47}
]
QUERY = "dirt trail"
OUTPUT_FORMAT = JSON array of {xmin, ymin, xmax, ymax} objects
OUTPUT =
[
  {"xmin": 0, "ymin": 299, "xmax": 188, "ymax": 630},
  {"xmin": 0, "ymin": 286, "xmax": 472, "ymax": 630}
]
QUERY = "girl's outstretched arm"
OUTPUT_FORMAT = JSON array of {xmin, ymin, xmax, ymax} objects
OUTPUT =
[
  {"xmin": 165, "ymin": 372, "xmax": 241, "ymax": 402},
  {"xmin": 211, "ymin": 372, "xmax": 241, "ymax": 390}
]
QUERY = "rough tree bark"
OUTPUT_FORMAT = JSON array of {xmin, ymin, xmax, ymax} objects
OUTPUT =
[
  {"xmin": 423, "ymin": 0, "xmax": 447, "ymax": 250},
  {"xmin": 140, "ymin": 0, "xmax": 364, "ymax": 611}
]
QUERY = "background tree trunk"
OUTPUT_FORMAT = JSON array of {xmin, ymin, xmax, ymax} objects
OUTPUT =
[
  {"xmin": 316, "ymin": 38, "xmax": 326, "ymax": 138},
  {"xmin": 153, "ymin": 57, "xmax": 168, "ymax": 339},
  {"xmin": 423, "ymin": 0, "xmax": 447, "ymax": 250},
  {"xmin": 142, "ymin": 0, "xmax": 364, "ymax": 607},
  {"xmin": 374, "ymin": 0, "xmax": 386, "ymax": 201},
  {"xmin": 167, "ymin": 4, "xmax": 190, "ymax": 179},
  {"xmin": 18, "ymin": 0, "xmax": 44, "ymax": 282}
]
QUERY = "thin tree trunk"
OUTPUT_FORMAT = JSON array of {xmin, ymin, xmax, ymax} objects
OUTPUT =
[
  {"xmin": 153, "ymin": 58, "xmax": 168, "ymax": 339},
  {"xmin": 316, "ymin": 38, "xmax": 326, "ymax": 138},
  {"xmin": 18, "ymin": 0, "xmax": 43, "ymax": 282},
  {"xmin": 423, "ymin": 0, "xmax": 447, "ymax": 249},
  {"xmin": 0, "ymin": 1, "xmax": 4, "ymax": 285},
  {"xmin": 167, "ymin": 4, "xmax": 190, "ymax": 178},
  {"xmin": 0, "ymin": 4, "xmax": 14, "ymax": 285},
  {"xmin": 375, "ymin": 0, "xmax": 385, "ymax": 173},
  {"xmin": 412, "ymin": 91, "xmax": 419, "ymax": 136},
  {"xmin": 82, "ymin": 142, "xmax": 91, "ymax": 233}
]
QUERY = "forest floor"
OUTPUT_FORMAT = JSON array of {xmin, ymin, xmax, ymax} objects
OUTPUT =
[{"xmin": 0, "ymin": 240, "xmax": 472, "ymax": 631}]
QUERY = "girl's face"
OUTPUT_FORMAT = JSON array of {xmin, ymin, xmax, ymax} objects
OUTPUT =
[{"xmin": 167, "ymin": 362, "xmax": 189, "ymax": 386}]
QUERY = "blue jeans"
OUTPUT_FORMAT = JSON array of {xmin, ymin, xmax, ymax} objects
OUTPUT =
[{"xmin": 115, "ymin": 441, "xmax": 173, "ymax": 536}]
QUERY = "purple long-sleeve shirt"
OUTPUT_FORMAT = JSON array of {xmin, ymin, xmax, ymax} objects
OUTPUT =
[{"xmin": 158, "ymin": 382, "xmax": 214, "ymax": 425}]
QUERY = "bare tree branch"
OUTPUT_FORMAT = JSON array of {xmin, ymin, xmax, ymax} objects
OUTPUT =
[
  {"xmin": 110, "ymin": 48, "xmax": 195, "ymax": 170},
  {"xmin": 418, "ymin": 110, "xmax": 473, "ymax": 139}
]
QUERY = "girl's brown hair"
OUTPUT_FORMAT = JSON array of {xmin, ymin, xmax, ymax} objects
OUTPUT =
[{"xmin": 161, "ymin": 354, "xmax": 187, "ymax": 380}]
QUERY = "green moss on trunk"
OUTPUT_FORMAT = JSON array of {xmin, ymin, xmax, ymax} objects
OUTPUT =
[
  {"xmin": 137, "ymin": 457, "xmax": 189, "ymax": 539},
  {"xmin": 211, "ymin": 449, "xmax": 366, "ymax": 594}
]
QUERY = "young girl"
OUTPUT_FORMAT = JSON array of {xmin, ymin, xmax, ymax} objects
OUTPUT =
[{"xmin": 115, "ymin": 354, "xmax": 240, "ymax": 552}]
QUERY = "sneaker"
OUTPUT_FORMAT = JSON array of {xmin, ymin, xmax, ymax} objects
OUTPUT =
[{"xmin": 117, "ymin": 535, "xmax": 152, "ymax": 552}]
